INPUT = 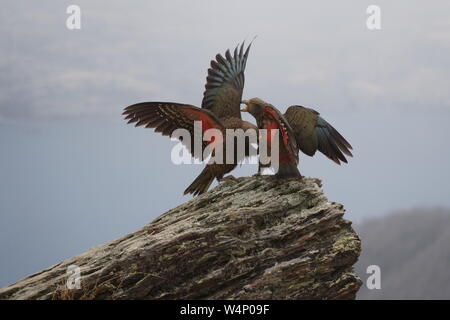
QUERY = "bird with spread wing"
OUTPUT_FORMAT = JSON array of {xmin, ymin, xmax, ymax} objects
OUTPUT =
[
  {"xmin": 123, "ymin": 42, "xmax": 257, "ymax": 196},
  {"xmin": 241, "ymin": 98, "xmax": 353, "ymax": 178}
]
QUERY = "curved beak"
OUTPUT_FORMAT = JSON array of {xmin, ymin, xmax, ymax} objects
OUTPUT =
[{"xmin": 241, "ymin": 100, "xmax": 249, "ymax": 112}]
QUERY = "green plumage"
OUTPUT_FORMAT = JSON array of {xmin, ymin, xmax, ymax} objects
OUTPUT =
[
  {"xmin": 201, "ymin": 42, "xmax": 252, "ymax": 119},
  {"xmin": 284, "ymin": 106, "xmax": 318, "ymax": 157},
  {"xmin": 123, "ymin": 41, "xmax": 257, "ymax": 196},
  {"xmin": 283, "ymin": 105, "xmax": 353, "ymax": 164}
]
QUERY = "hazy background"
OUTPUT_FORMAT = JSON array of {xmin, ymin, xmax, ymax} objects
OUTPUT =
[
  {"xmin": 1, "ymin": 1, "xmax": 449, "ymax": 298},
  {"xmin": 355, "ymin": 208, "xmax": 450, "ymax": 299}
]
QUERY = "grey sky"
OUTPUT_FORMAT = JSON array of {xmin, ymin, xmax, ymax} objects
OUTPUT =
[
  {"xmin": 1, "ymin": 1, "xmax": 450, "ymax": 287},
  {"xmin": 2, "ymin": 1, "xmax": 450, "ymax": 120}
]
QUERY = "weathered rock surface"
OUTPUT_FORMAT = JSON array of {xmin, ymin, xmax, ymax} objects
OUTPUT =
[{"xmin": 0, "ymin": 176, "xmax": 361, "ymax": 300}]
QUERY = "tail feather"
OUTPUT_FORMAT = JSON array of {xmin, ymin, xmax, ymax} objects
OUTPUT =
[
  {"xmin": 184, "ymin": 167, "xmax": 215, "ymax": 196},
  {"xmin": 275, "ymin": 162, "xmax": 302, "ymax": 179}
]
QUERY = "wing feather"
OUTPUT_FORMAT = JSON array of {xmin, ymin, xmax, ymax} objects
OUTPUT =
[
  {"xmin": 262, "ymin": 105, "xmax": 299, "ymax": 164},
  {"xmin": 123, "ymin": 102, "xmax": 224, "ymax": 160},
  {"xmin": 284, "ymin": 105, "xmax": 319, "ymax": 156},
  {"xmin": 315, "ymin": 116, "xmax": 353, "ymax": 164},
  {"xmin": 284, "ymin": 105, "xmax": 353, "ymax": 164},
  {"xmin": 201, "ymin": 41, "xmax": 253, "ymax": 119}
]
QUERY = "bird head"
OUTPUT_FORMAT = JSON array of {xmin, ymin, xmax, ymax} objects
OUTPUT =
[{"xmin": 241, "ymin": 97, "xmax": 268, "ymax": 119}]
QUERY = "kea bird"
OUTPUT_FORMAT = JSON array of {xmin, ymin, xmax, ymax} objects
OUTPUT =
[
  {"xmin": 241, "ymin": 97, "xmax": 353, "ymax": 178},
  {"xmin": 123, "ymin": 42, "xmax": 257, "ymax": 196}
]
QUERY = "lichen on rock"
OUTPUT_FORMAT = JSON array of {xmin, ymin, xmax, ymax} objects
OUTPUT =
[{"xmin": 0, "ymin": 175, "xmax": 361, "ymax": 300}]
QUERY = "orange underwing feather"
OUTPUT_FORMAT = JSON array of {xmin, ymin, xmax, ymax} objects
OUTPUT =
[
  {"xmin": 122, "ymin": 102, "xmax": 224, "ymax": 160},
  {"xmin": 181, "ymin": 107, "xmax": 219, "ymax": 134},
  {"xmin": 259, "ymin": 105, "xmax": 299, "ymax": 164},
  {"xmin": 263, "ymin": 106, "xmax": 290, "ymax": 147}
]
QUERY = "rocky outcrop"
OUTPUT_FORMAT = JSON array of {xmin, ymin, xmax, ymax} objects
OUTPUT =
[{"xmin": 0, "ymin": 176, "xmax": 361, "ymax": 300}]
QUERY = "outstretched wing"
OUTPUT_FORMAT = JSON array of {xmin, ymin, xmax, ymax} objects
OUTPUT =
[
  {"xmin": 262, "ymin": 105, "xmax": 299, "ymax": 164},
  {"xmin": 201, "ymin": 41, "xmax": 252, "ymax": 119},
  {"xmin": 123, "ymin": 102, "xmax": 224, "ymax": 160},
  {"xmin": 283, "ymin": 106, "xmax": 319, "ymax": 157},
  {"xmin": 284, "ymin": 105, "xmax": 353, "ymax": 164},
  {"xmin": 315, "ymin": 115, "xmax": 353, "ymax": 164}
]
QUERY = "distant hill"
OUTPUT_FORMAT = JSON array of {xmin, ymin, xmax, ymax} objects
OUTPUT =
[{"xmin": 354, "ymin": 208, "xmax": 450, "ymax": 299}]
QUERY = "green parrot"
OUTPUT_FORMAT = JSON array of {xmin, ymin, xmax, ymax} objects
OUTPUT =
[
  {"xmin": 123, "ymin": 42, "xmax": 257, "ymax": 196},
  {"xmin": 241, "ymin": 98, "xmax": 353, "ymax": 178}
]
